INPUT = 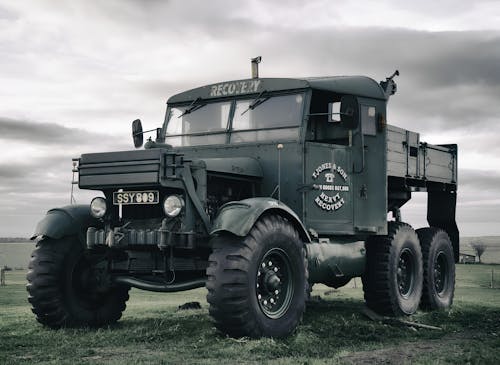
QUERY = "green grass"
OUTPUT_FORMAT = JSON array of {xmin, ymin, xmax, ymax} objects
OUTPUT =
[
  {"xmin": 1, "ymin": 265, "xmax": 499, "ymax": 364},
  {"xmin": 0, "ymin": 242, "xmax": 35, "ymax": 269}
]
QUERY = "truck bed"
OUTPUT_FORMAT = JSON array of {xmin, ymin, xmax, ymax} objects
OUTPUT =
[{"xmin": 386, "ymin": 125, "xmax": 457, "ymax": 185}]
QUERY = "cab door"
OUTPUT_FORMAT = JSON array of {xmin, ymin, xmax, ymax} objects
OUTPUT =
[
  {"xmin": 304, "ymin": 142, "xmax": 354, "ymax": 235},
  {"xmin": 350, "ymin": 99, "xmax": 388, "ymax": 235},
  {"xmin": 303, "ymin": 94, "xmax": 387, "ymax": 237}
]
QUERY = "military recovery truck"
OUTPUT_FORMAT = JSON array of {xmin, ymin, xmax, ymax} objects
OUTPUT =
[{"xmin": 27, "ymin": 59, "xmax": 458, "ymax": 338}]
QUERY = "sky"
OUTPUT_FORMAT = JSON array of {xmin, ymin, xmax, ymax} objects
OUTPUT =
[{"xmin": 1, "ymin": 0, "xmax": 500, "ymax": 237}]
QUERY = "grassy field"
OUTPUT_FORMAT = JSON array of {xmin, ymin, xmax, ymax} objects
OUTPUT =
[
  {"xmin": 459, "ymin": 237, "xmax": 500, "ymax": 264},
  {"xmin": 0, "ymin": 242, "xmax": 35, "ymax": 269},
  {"xmin": 1, "ymin": 265, "xmax": 499, "ymax": 365}
]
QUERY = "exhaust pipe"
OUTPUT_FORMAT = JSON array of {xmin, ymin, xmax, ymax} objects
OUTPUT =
[
  {"xmin": 251, "ymin": 56, "xmax": 262, "ymax": 78},
  {"xmin": 112, "ymin": 275, "xmax": 206, "ymax": 292}
]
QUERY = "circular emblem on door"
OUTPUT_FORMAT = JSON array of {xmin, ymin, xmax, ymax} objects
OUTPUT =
[{"xmin": 311, "ymin": 162, "xmax": 349, "ymax": 211}]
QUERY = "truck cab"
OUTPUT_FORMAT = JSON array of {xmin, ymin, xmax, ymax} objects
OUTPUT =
[{"xmin": 157, "ymin": 77, "xmax": 389, "ymax": 237}]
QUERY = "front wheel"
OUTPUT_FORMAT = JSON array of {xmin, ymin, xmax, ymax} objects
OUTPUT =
[
  {"xmin": 206, "ymin": 215, "xmax": 307, "ymax": 338},
  {"xmin": 27, "ymin": 237, "xmax": 129, "ymax": 328}
]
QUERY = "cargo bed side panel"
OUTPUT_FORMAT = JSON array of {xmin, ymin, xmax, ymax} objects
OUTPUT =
[{"xmin": 387, "ymin": 125, "xmax": 457, "ymax": 184}]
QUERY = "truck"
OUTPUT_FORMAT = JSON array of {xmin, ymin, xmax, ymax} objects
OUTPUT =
[{"xmin": 27, "ymin": 58, "xmax": 458, "ymax": 338}]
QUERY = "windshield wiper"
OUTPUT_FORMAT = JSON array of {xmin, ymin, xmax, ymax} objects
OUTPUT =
[
  {"xmin": 179, "ymin": 97, "xmax": 206, "ymax": 118},
  {"xmin": 240, "ymin": 90, "xmax": 269, "ymax": 116}
]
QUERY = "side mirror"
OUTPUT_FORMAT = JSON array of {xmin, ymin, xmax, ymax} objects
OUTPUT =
[
  {"xmin": 132, "ymin": 119, "xmax": 143, "ymax": 148},
  {"xmin": 328, "ymin": 102, "xmax": 341, "ymax": 123},
  {"xmin": 340, "ymin": 95, "xmax": 359, "ymax": 130}
]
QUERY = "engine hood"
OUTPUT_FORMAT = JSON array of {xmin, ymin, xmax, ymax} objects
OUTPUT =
[
  {"xmin": 77, "ymin": 149, "xmax": 263, "ymax": 190},
  {"xmin": 196, "ymin": 157, "xmax": 263, "ymax": 178}
]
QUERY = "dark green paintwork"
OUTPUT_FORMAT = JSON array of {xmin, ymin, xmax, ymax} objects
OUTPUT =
[
  {"xmin": 306, "ymin": 241, "xmax": 366, "ymax": 284},
  {"xmin": 32, "ymin": 205, "xmax": 102, "ymax": 245},
  {"xmin": 305, "ymin": 76, "xmax": 387, "ymax": 100},
  {"xmin": 167, "ymin": 77, "xmax": 387, "ymax": 104},
  {"xmin": 210, "ymin": 197, "xmax": 310, "ymax": 242},
  {"xmin": 200, "ymin": 157, "xmax": 263, "ymax": 177},
  {"xmin": 303, "ymin": 142, "xmax": 355, "ymax": 234},
  {"xmin": 164, "ymin": 76, "xmax": 457, "ymax": 257},
  {"xmin": 79, "ymin": 149, "xmax": 163, "ymax": 189},
  {"xmin": 180, "ymin": 162, "xmax": 211, "ymax": 232},
  {"xmin": 33, "ymin": 73, "xmax": 459, "ymax": 287},
  {"xmin": 178, "ymin": 141, "xmax": 303, "ymax": 214},
  {"xmin": 73, "ymin": 75, "xmax": 457, "ymax": 244}
]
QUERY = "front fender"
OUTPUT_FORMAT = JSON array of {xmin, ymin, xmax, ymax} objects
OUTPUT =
[
  {"xmin": 210, "ymin": 197, "xmax": 310, "ymax": 242},
  {"xmin": 31, "ymin": 205, "xmax": 102, "ymax": 244}
]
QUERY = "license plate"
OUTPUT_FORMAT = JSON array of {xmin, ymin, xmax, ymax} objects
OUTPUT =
[{"xmin": 113, "ymin": 190, "xmax": 159, "ymax": 205}]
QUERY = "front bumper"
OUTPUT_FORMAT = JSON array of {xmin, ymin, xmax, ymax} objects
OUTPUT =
[{"xmin": 86, "ymin": 220, "xmax": 196, "ymax": 249}]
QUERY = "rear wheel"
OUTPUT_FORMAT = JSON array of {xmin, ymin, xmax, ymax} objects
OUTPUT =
[
  {"xmin": 417, "ymin": 227, "xmax": 455, "ymax": 310},
  {"xmin": 362, "ymin": 222, "xmax": 423, "ymax": 316},
  {"xmin": 27, "ymin": 237, "xmax": 129, "ymax": 328},
  {"xmin": 206, "ymin": 215, "xmax": 307, "ymax": 338}
]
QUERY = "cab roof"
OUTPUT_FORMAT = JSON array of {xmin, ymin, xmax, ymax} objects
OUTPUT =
[{"xmin": 167, "ymin": 76, "xmax": 388, "ymax": 104}]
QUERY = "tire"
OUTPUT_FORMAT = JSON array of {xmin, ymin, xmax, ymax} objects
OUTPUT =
[
  {"xmin": 416, "ymin": 227, "xmax": 455, "ymax": 310},
  {"xmin": 206, "ymin": 215, "xmax": 308, "ymax": 338},
  {"xmin": 362, "ymin": 222, "xmax": 423, "ymax": 316},
  {"xmin": 305, "ymin": 282, "xmax": 314, "ymax": 301},
  {"xmin": 322, "ymin": 277, "xmax": 352, "ymax": 289},
  {"xmin": 26, "ymin": 237, "xmax": 129, "ymax": 328}
]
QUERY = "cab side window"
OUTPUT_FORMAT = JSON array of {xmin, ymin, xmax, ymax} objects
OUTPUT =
[
  {"xmin": 361, "ymin": 105, "xmax": 376, "ymax": 136},
  {"xmin": 307, "ymin": 91, "xmax": 348, "ymax": 145}
]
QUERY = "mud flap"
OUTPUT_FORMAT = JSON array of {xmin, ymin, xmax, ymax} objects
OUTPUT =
[{"xmin": 427, "ymin": 190, "xmax": 459, "ymax": 262}]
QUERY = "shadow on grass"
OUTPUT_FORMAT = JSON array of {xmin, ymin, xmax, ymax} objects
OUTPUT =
[
  {"xmin": 97, "ymin": 297, "xmax": 450, "ymax": 358},
  {"xmin": 110, "ymin": 296, "xmax": 500, "ymax": 345},
  {"xmin": 2, "ymin": 296, "xmax": 499, "ymax": 364}
]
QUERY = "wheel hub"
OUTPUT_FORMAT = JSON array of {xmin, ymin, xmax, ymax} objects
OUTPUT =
[
  {"xmin": 434, "ymin": 251, "xmax": 448, "ymax": 295},
  {"xmin": 397, "ymin": 248, "xmax": 415, "ymax": 298},
  {"xmin": 264, "ymin": 270, "xmax": 281, "ymax": 292},
  {"xmin": 256, "ymin": 248, "xmax": 294, "ymax": 319}
]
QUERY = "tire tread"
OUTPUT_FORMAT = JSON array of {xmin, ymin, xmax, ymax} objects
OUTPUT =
[
  {"xmin": 26, "ymin": 237, "xmax": 129, "ymax": 328},
  {"xmin": 206, "ymin": 215, "xmax": 307, "ymax": 338},
  {"xmin": 362, "ymin": 222, "xmax": 422, "ymax": 316}
]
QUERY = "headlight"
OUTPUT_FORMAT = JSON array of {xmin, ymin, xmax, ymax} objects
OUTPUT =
[
  {"xmin": 163, "ymin": 195, "xmax": 184, "ymax": 217},
  {"xmin": 90, "ymin": 197, "xmax": 107, "ymax": 218}
]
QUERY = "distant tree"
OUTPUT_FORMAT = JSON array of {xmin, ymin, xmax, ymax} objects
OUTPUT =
[{"xmin": 470, "ymin": 241, "xmax": 487, "ymax": 263}]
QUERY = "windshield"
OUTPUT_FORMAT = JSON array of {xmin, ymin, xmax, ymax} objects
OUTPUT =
[{"xmin": 164, "ymin": 93, "xmax": 304, "ymax": 147}]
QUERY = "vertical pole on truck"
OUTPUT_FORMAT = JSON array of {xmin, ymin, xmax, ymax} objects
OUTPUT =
[
  {"xmin": 277, "ymin": 143, "xmax": 283, "ymax": 203},
  {"xmin": 70, "ymin": 159, "xmax": 78, "ymax": 204}
]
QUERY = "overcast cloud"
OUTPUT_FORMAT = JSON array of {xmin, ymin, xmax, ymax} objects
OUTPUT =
[{"xmin": 1, "ymin": 0, "xmax": 499, "ymax": 236}]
